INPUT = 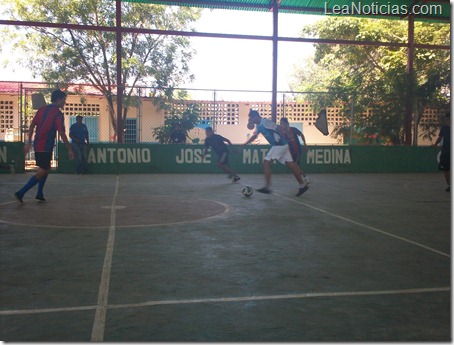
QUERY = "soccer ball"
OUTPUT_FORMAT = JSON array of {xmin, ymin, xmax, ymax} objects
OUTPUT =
[{"xmin": 242, "ymin": 186, "xmax": 253, "ymax": 197}]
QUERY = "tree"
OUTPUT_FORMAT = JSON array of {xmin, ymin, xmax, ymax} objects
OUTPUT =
[
  {"xmin": 291, "ymin": 17, "xmax": 450, "ymax": 145},
  {"xmin": 3, "ymin": 0, "xmax": 202, "ymax": 142},
  {"xmin": 152, "ymin": 101, "xmax": 201, "ymax": 144}
]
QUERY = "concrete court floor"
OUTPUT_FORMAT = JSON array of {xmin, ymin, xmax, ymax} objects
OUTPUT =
[{"xmin": 0, "ymin": 172, "xmax": 451, "ymax": 341}]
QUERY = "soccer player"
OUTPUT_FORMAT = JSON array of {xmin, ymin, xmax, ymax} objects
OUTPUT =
[
  {"xmin": 433, "ymin": 112, "xmax": 450, "ymax": 191},
  {"xmin": 69, "ymin": 115, "xmax": 90, "ymax": 174},
  {"xmin": 202, "ymin": 127, "xmax": 240, "ymax": 182},
  {"xmin": 14, "ymin": 90, "xmax": 74, "ymax": 203},
  {"xmin": 243, "ymin": 110, "xmax": 308, "ymax": 196},
  {"xmin": 279, "ymin": 117, "xmax": 310, "ymax": 185},
  {"xmin": 169, "ymin": 123, "xmax": 187, "ymax": 144}
]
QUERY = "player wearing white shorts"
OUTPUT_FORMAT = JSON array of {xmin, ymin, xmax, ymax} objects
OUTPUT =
[{"xmin": 243, "ymin": 110, "xmax": 308, "ymax": 196}]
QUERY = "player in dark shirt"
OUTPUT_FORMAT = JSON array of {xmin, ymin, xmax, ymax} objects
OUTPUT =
[
  {"xmin": 202, "ymin": 127, "xmax": 240, "ymax": 182},
  {"xmin": 69, "ymin": 115, "xmax": 90, "ymax": 174},
  {"xmin": 433, "ymin": 112, "xmax": 450, "ymax": 191},
  {"xmin": 170, "ymin": 123, "xmax": 187, "ymax": 144}
]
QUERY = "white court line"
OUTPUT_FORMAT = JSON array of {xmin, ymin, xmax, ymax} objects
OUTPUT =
[
  {"xmin": 0, "ymin": 287, "xmax": 449, "ymax": 315},
  {"xmin": 108, "ymin": 287, "xmax": 450, "ymax": 309},
  {"xmin": 0, "ymin": 195, "xmax": 231, "ymax": 229},
  {"xmin": 0, "ymin": 200, "xmax": 17, "ymax": 206},
  {"xmin": 0, "ymin": 219, "xmax": 110, "ymax": 229},
  {"xmin": 90, "ymin": 175, "xmax": 120, "ymax": 341},
  {"xmin": 1, "ymin": 178, "xmax": 449, "ymax": 323},
  {"xmin": 0, "ymin": 305, "xmax": 96, "ymax": 315},
  {"xmin": 274, "ymin": 192, "xmax": 450, "ymax": 258}
]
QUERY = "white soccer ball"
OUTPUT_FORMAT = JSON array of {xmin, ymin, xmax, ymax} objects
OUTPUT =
[{"xmin": 242, "ymin": 186, "xmax": 253, "ymax": 197}]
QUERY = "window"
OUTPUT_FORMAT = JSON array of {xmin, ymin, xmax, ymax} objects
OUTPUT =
[
  {"xmin": 124, "ymin": 118, "xmax": 137, "ymax": 144},
  {"xmin": 69, "ymin": 116, "xmax": 99, "ymax": 143},
  {"xmin": 0, "ymin": 100, "xmax": 14, "ymax": 133},
  {"xmin": 64, "ymin": 103, "xmax": 101, "ymax": 117}
]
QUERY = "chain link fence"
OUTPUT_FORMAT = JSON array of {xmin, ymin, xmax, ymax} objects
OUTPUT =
[{"xmin": 0, "ymin": 81, "xmax": 446, "ymax": 153}]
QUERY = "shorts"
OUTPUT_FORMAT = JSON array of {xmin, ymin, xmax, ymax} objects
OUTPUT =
[
  {"xmin": 218, "ymin": 151, "xmax": 229, "ymax": 165},
  {"xmin": 264, "ymin": 145, "xmax": 294, "ymax": 165},
  {"xmin": 35, "ymin": 152, "xmax": 52, "ymax": 170},
  {"xmin": 439, "ymin": 152, "xmax": 450, "ymax": 171}
]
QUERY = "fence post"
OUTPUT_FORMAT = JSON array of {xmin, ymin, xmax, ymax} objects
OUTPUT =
[{"xmin": 350, "ymin": 93, "xmax": 355, "ymax": 145}]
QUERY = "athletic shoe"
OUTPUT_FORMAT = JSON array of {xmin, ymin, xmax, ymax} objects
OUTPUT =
[
  {"xmin": 296, "ymin": 185, "xmax": 309, "ymax": 197},
  {"xmin": 13, "ymin": 192, "xmax": 23, "ymax": 203},
  {"xmin": 232, "ymin": 176, "xmax": 241, "ymax": 183},
  {"xmin": 303, "ymin": 176, "xmax": 311, "ymax": 185},
  {"xmin": 257, "ymin": 187, "xmax": 272, "ymax": 194},
  {"xmin": 35, "ymin": 196, "xmax": 46, "ymax": 203}
]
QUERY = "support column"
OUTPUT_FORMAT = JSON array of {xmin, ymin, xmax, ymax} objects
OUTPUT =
[
  {"xmin": 116, "ymin": 0, "xmax": 124, "ymax": 143},
  {"xmin": 405, "ymin": 14, "xmax": 415, "ymax": 145},
  {"xmin": 271, "ymin": 0, "xmax": 278, "ymax": 122}
]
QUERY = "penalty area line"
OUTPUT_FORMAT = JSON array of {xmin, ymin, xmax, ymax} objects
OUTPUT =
[
  {"xmin": 107, "ymin": 286, "xmax": 450, "ymax": 310},
  {"xmin": 274, "ymin": 192, "xmax": 450, "ymax": 258},
  {"xmin": 0, "ymin": 287, "xmax": 449, "ymax": 316}
]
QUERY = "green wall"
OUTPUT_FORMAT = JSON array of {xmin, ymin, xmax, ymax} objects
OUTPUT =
[
  {"xmin": 56, "ymin": 143, "xmax": 441, "ymax": 174},
  {"xmin": 0, "ymin": 142, "xmax": 25, "ymax": 174}
]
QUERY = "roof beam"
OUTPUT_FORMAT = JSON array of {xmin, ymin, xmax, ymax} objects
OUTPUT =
[{"xmin": 0, "ymin": 19, "xmax": 449, "ymax": 50}]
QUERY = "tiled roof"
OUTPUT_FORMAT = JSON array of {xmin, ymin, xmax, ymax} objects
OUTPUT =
[
  {"xmin": 124, "ymin": 0, "xmax": 450, "ymax": 22},
  {"xmin": 0, "ymin": 81, "xmax": 105, "ymax": 96}
]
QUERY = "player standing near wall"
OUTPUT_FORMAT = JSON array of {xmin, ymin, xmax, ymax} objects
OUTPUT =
[{"xmin": 433, "ymin": 112, "xmax": 450, "ymax": 191}]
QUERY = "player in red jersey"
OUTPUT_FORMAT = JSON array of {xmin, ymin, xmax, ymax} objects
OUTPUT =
[
  {"xmin": 14, "ymin": 90, "xmax": 74, "ymax": 203},
  {"xmin": 280, "ymin": 117, "xmax": 311, "ymax": 186}
]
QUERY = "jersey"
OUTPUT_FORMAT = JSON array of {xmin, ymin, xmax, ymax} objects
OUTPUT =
[
  {"xmin": 205, "ymin": 134, "xmax": 229, "ymax": 156},
  {"xmin": 286, "ymin": 127, "xmax": 303, "ymax": 157},
  {"xmin": 254, "ymin": 118, "xmax": 287, "ymax": 146},
  {"xmin": 170, "ymin": 130, "xmax": 186, "ymax": 143},
  {"xmin": 32, "ymin": 104, "xmax": 65, "ymax": 152}
]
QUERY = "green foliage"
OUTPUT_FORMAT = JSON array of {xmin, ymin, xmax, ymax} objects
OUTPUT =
[
  {"xmin": 152, "ymin": 102, "xmax": 201, "ymax": 144},
  {"xmin": 293, "ymin": 17, "xmax": 450, "ymax": 144},
  {"xmin": 3, "ymin": 0, "xmax": 201, "ymax": 141}
]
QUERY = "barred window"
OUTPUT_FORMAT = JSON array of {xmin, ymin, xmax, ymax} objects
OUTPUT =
[
  {"xmin": 64, "ymin": 103, "xmax": 101, "ymax": 117},
  {"xmin": 164, "ymin": 101, "xmax": 239, "ymax": 125},
  {"xmin": 0, "ymin": 100, "xmax": 14, "ymax": 133}
]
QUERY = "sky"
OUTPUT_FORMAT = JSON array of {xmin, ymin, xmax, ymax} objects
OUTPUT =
[
  {"xmin": 0, "ymin": 8, "xmax": 321, "ymax": 101},
  {"xmin": 181, "ymin": 9, "xmax": 320, "ymax": 101}
]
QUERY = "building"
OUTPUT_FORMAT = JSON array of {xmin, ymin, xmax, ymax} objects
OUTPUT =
[{"xmin": 0, "ymin": 81, "xmax": 440, "ymax": 145}]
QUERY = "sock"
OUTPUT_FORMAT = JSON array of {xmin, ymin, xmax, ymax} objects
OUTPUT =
[
  {"xmin": 17, "ymin": 176, "xmax": 40, "ymax": 197},
  {"xmin": 36, "ymin": 175, "xmax": 48, "ymax": 198}
]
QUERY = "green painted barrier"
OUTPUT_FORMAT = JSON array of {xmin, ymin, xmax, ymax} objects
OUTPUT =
[
  {"xmin": 57, "ymin": 143, "xmax": 441, "ymax": 174},
  {"xmin": 0, "ymin": 142, "xmax": 25, "ymax": 174}
]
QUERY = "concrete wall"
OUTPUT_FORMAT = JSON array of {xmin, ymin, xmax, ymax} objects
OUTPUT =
[{"xmin": 0, "ymin": 142, "xmax": 25, "ymax": 173}]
